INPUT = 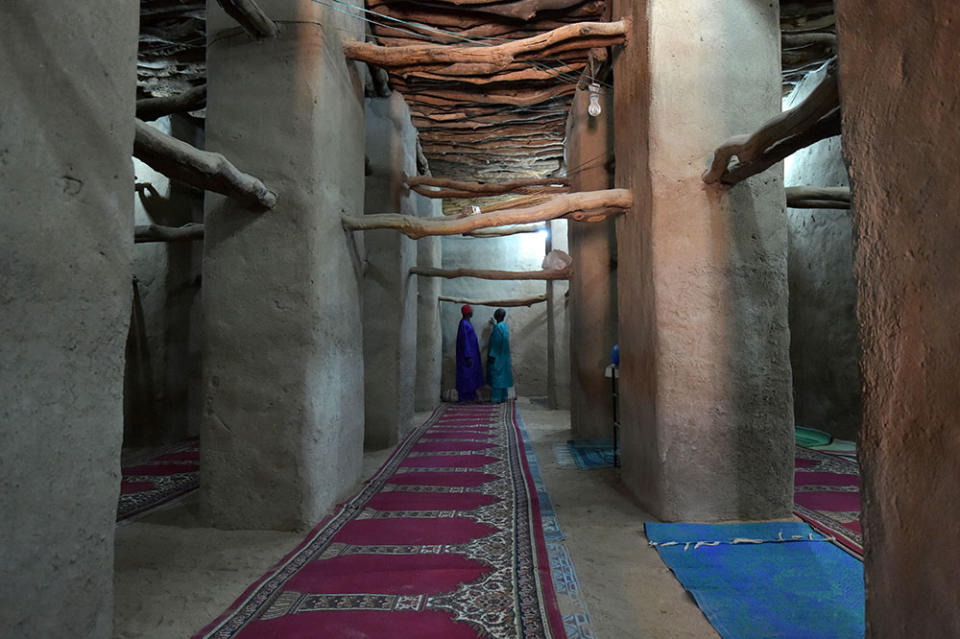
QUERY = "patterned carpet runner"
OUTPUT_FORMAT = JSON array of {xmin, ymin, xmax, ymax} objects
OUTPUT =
[
  {"xmin": 118, "ymin": 437, "xmax": 199, "ymax": 521},
  {"xmin": 793, "ymin": 447, "xmax": 862, "ymax": 557},
  {"xmin": 196, "ymin": 403, "xmax": 568, "ymax": 638}
]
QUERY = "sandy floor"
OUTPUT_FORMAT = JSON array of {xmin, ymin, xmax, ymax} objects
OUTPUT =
[
  {"xmin": 113, "ymin": 402, "xmax": 716, "ymax": 638},
  {"xmin": 519, "ymin": 401, "xmax": 717, "ymax": 639}
]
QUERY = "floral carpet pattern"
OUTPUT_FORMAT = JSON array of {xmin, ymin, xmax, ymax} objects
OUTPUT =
[
  {"xmin": 117, "ymin": 437, "xmax": 199, "ymax": 521},
  {"xmin": 794, "ymin": 446, "xmax": 862, "ymax": 557},
  {"xmin": 195, "ymin": 403, "xmax": 568, "ymax": 638}
]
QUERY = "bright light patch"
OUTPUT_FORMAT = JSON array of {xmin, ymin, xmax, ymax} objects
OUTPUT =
[{"xmin": 518, "ymin": 229, "xmax": 549, "ymax": 260}]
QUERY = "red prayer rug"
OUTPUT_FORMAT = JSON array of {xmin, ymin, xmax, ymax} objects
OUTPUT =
[
  {"xmin": 793, "ymin": 446, "xmax": 862, "ymax": 557},
  {"xmin": 195, "ymin": 403, "xmax": 567, "ymax": 639},
  {"xmin": 117, "ymin": 437, "xmax": 199, "ymax": 521}
]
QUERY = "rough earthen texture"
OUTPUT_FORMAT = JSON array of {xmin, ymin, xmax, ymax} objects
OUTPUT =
[
  {"xmin": 836, "ymin": 3, "xmax": 960, "ymax": 636},
  {"xmin": 127, "ymin": 116, "xmax": 205, "ymax": 448},
  {"xmin": 0, "ymin": 2, "xmax": 138, "ymax": 636},
  {"xmin": 415, "ymin": 199, "xmax": 444, "ymax": 412},
  {"xmin": 546, "ymin": 219, "xmax": 572, "ymax": 410},
  {"xmin": 362, "ymin": 94, "xmax": 419, "ymax": 448},
  {"xmin": 783, "ymin": 67, "xmax": 860, "ymax": 441},
  {"xmin": 614, "ymin": 0, "xmax": 794, "ymax": 520},
  {"xmin": 201, "ymin": 0, "xmax": 366, "ymax": 530},
  {"xmin": 565, "ymin": 88, "xmax": 618, "ymax": 439}
]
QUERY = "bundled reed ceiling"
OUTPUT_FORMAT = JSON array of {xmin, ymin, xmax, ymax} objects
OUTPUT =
[
  {"xmin": 780, "ymin": 1, "xmax": 837, "ymax": 94},
  {"xmin": 134, "ymin": 1, "xmax": 838, "ymax": 155},
  {"xmin": 359, "ymin": 0, "xmax": 616, "ymax": 182},
  {"xmin": 138, "ymin": 1, "xmax": 206, "ymax": 100}
]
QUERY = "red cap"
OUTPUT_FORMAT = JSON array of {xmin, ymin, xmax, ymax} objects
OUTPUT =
[{"xmin": 461, "ymin": 305, "xmax": 472, "ymax": 316}]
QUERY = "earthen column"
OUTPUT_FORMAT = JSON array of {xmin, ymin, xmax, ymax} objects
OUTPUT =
[
  {"xmin": 201, "ymin": 0, "xmax": 366, "ymax": 529},
  {"xmin": 612, "ymin": 0, "xmax": 794, "ymax": 520},
  {"xmin": 566, "ymin": 88, "xmax": 617, "ymax": 438},
  {"xmin": 362, "ymin": 94, "xmax": 419, "ymax": 448},
  {"xmin": 836, "ymin": 2, "xmax": 960, "ymax": 635},
  {"xmin": 0, "ymin": 2, "xmax": 138, "ymax": 635},
  {"xmin": 415, "ymin": 198, "xmax": 443, "ymax": 412}
]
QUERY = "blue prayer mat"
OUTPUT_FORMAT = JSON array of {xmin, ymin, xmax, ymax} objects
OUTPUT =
[
  {"xmin": 645, "ymin": 521, "xmax": 865, "ymax": 639},
  {"xmin": 566, "ymin": 439, "xmax": 615, "ymax": 470}
]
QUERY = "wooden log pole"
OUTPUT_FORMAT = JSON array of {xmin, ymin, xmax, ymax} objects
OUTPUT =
[
  {"xmin": 133, "ymin": 119, "xmax": 277, "ymax": 209},
  {"xmin": 439, "ymin": 295, "xmax": 548, "ymax": 307},
  {"xmin": 343, "ymin": 20, "xmax": 627, "ymax": 75},
  {"xmin": 413, "ymin": 266, "xmax": 571, "ymax": 281},
  {"xmin": 785, "ymin": 186, "xmax": 851, "ymax": 209},
  {"xmin": 466, "ymin": 223, "xmax": 546, "ymax": 238},
  {"xmin": 137, "ymin": 85, "xmax": 207, "ymax": 122},
  {"xmin": 703, "ymin": 59, "xmax": 839, "ymax": 186},
  {"xmin": 342, "ymin": 189, "xmax": 631, "ymax": 239},
  {"xmin": 215, "ymin": 0, "xmax": 278, "ymax": 39},
  {"xmin": 134, "ymin": 223, "xmax": 205, "ymax": 243},
  {"xmin": 407, "ymin": 175, "xmax": 570, "ymax": 199}
]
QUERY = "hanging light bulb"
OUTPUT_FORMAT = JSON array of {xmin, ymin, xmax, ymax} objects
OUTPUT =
[{"xmin": 587, "ymin": 82, "xmax": 602, "ymax": 117}]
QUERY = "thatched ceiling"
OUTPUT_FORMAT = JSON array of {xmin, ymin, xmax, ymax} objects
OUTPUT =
[
  {"xmin": 137, "ymin": 0, "xmax": 837, "ymax": 179},
  {"xmin": 139, "ymin": 0, "xmax": 205, "ymax": 99}
]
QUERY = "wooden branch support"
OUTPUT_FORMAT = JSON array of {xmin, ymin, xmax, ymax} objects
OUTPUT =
[
  {"xmin": 466, "ymin": 223, "xmax": 546, "ymax": 238},
  {"xmin": 407, "ymin": 175, "xmax": 569, "ymax": 199},
  {"xmin": 216, "ymin": 0, "xmax": 278, "ymax": 39},
  {"xmin": 413, "ymin": 266, "xmax": 570, "ymax": 281},
  {"xmin": 343, "ymin": 20, "xmax": 627, "ymax": 76},
  {"xmin": 439, "ymin": 295, "xmax": 548, "ymax": 308},
  {"xmin": 703, "ymin": 59, "xmax": 840, "ymax": 186},
  {"xmin": 135, "ymin": 223, "xmax": 205, "ymax": 243},
  {"xmin": 786, "ymin": 186, "xmax": 850, "ymax": 209},
  {"xmin": 342, "ymin": 189, "xmax": 630, "ymax": 239},
  {"xmin": 134, "ymin": 119, "xmax": 277, "ymax": 210},
  {"xmin": 137, "ymin": 85, "xmax": 207, "ymax": 121}
]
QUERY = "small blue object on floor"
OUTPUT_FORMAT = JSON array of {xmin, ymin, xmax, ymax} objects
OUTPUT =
[
  {"xmin": 566, "ymin": 438, "xmax": 615, "ymax": 470},
  {"xmin": 645, "ymin": 521, "xmax": 865, "ymax": 639}
]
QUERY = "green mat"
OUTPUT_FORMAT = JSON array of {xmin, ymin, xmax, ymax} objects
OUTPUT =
[
  {"xmin": 812, "ymin": 439, "xmax": 857, "ymax": 454},
  {"xmin": 795, "ymin": 427, "xmax": 832, "ymax": 448}
]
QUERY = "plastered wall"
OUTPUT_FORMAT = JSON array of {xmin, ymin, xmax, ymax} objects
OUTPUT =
[
  {"xmin": 127, "ymin": 116, "xmax": 204, "ymax": 448},
  {"xmin": 783, "ymin": 67, "xmax": 860, "ymax": 441}
]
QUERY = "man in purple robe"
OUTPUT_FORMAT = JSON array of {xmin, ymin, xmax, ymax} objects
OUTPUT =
[{"xmin": 455, "ymin": 305, "xmax": 484, "ymax": 402}]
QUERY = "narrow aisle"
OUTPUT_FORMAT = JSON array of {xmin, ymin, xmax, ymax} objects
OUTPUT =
[
  {"xmin": 520, "ymin": 402, "xmax": 720, "ymax": 639},
  {"xmin": 194, "ymin": 402, "xmax": 572, "ymax": 638}
]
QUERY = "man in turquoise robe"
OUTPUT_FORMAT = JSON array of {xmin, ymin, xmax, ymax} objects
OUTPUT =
[{"xmin": 486, "ymin": 308, "xmax": 514, "ymax": 403}]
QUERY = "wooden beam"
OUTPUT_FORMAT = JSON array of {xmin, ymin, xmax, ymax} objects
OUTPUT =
[
  {"xmin": 478, "ymin": 193, "xmax": 558, "ymax": 214},
  {"xmin": 408, "ymin": 175, "xmax": 569, "ymax": 198},
  {"xmin": 215, "ymin": 0, "xmax": 278, "ymax": 39},
  {"xmin": 134, "ymin": 119, "xmax": 277, "ymax": 209},
  {"xmin": 137, "ymin": 85, "xmax": 207, "ymax": 122},
  {"xmin": 786, "ymin": 186, "xmax": 850, "ymax": 209},
  {"xmin": 466, "ymin": 223, "xmax": 546, "ymax": 238},
  {"xmin": 342, "ymin": 189, "xmax": 630, "ymax": 239},
  {"xmin": 135, "ymin": 223, "xmax": 205, "ymax": 243},
  {"xmin": 413, "ymin": 266, "xmax": 570, "ymax": 281},
  {"xmin": 369, "ymin": 0, "xmax": 602, "ymax": 21},
  {"xmin": 366, "ymin": 0, "xmax": 604, "ymax": 26},
  {"xmin": 439, "ymin": 295, "xmax": 548, "ymax": 307},
  {"xmin": 401, "ymin": 85, "xmax": 577, "ymax": 108},
  {"xmin": 343, "ymin": 20, "xmax": 627, "ymax": 76},
  {"xmin": 404, "ymin": 63, "xmax": 586, "ymax": 85},
  {"xmin": 704, "ymin": 59, "xmax": 839, "ymax": 186}
]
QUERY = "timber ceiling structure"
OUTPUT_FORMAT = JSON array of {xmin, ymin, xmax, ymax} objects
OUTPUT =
[{"xmin": 137, "ymin": 0, "xmax": 837, "ymax": 180}]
